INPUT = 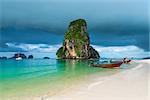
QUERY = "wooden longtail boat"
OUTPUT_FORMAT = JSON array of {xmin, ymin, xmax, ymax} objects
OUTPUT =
[
  {"xmin": 111, "ymin": 60, "xmax": 131, "ymax": 64},
  {"xmin": 92, "ymin": 62, "xmax": 123, "ymax": 68}
]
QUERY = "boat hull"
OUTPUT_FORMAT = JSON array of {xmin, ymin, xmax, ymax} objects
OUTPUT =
[
  {"xmin": 92, "ymin": 62, "xmax": 123, "ymax": 68},
  {"xmin": 111, "ymin": 60, "xmax": 131, "ymax": 64}
]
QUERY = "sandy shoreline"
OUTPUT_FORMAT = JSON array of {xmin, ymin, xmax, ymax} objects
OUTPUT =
[{"xmin": 46, "ymin": 60, "xmax": 150, "ymax": 100}]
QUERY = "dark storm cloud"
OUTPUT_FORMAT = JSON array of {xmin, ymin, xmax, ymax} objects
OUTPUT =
[{"xmin": 0, "ymin": 0, "xmax": 149, "ymax": 51}]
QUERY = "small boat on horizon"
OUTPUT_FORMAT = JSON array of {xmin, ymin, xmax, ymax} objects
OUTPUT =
[
  {"xmin": 16, "ymin": 57, "xmax": 22, "ymax": 60},
  {"xmin": 15, "ymin": 53, "xmax": 22, "ymax": 61},
  {"xmin": 92, "ymin": 61, "xmax": 123, "ymax": 68}
]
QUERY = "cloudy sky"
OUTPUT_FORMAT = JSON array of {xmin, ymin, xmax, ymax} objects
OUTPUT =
[{"xmin": 0, "ymin": 0, "xmax": 149, "ymax": 58}]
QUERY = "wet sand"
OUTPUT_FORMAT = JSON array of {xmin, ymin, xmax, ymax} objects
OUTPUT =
[{"xmin": 47, "ymin": 60, "xmax": 150, "ymax": 100}]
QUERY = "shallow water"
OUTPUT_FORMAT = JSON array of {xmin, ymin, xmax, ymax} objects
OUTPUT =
[{"xmin": 0, "ymin": 59, "xmax": 122, "ymax": 99}]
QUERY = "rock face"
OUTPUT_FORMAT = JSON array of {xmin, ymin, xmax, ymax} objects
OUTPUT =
[
  {"xmin": 56, "ymin": 19, "xmax": 100, "ymax": 59},
  {"xmin": 143, "ymin": 57, "xmax": 150, "ymax": 59},
  {"xmin": 10, "ymin": 53, "xmax": 27, "ymax": 59},
  {"xmin": 28, "ymin": 55, "xmax": 33, "ymax": 59},
  {"xmin": 0, "ymin": 57, "xmax": 7, "ymax": 60},
  {"xmin": 43, "ymin": 57, "xmax": 50, "ymax": 59}
]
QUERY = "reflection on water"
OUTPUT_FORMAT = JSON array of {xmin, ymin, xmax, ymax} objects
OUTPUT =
[{"xmin": 0, "ymin": 59, "xmax": 117, "ymax": 98}]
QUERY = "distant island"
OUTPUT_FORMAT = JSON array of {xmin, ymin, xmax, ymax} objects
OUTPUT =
[
  {"xmin": 56, "ymin": 19, "xmax": 100, "ymax": 59},
  {"xmin": 142, "ymin": 57, "xmax": 150, "ymax": 59},
  {"xmin": 43, "ymin": 57, "xmax": 50, "ymax": 59},
  {"xmin": 0, "ymin": 53, "xmax": 33, "ymax": 60},
  {"xmin": 10, "ymin": 53, "xmax": 27, "ymax": 59},
  {"xmin": 0, "ymin": 53, "xmax": 53, "ymax": 60}
]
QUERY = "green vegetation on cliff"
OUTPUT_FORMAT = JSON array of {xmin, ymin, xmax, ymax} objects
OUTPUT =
[{"xmin": 56, "ymin": 19, "xmax": 100, "ymax": 59}]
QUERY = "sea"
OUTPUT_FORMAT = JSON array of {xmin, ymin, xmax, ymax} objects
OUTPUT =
[{"xmin": 0, "ymin": 59, "xmax": 121, "ymax": 99}]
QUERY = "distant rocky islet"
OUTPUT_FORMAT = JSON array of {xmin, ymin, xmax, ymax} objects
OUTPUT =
[
  {"xmin": 0, "ymin": 53, "xmax": 33, "ymax": 60},
  {"xmin": 0, "ymin": 53, "xmax": 53, "ymax": 60}
]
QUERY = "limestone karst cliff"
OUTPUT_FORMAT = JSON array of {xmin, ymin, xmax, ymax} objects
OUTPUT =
[{"xmin": 56, "ymin": 19, "xmax": 100, "ymax": 59}]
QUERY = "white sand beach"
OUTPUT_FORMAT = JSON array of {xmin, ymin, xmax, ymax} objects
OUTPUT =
[{"xmin": 46, "ymin": 60, "xmax": 150, "ymax": 100}]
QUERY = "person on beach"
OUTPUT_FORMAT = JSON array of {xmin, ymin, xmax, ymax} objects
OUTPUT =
[
  {"xmin": 123, "ymin": 58, "xmax": 127, "ymax": 63},
  {"xmin": 123, "ymin": 58, "xmax": 131, "ymax": 64}
]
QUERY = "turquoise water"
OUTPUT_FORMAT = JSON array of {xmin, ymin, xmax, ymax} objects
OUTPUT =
[{"xmin": 0, "ymin": 59, "xmax": 117, "ymax": 99}]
